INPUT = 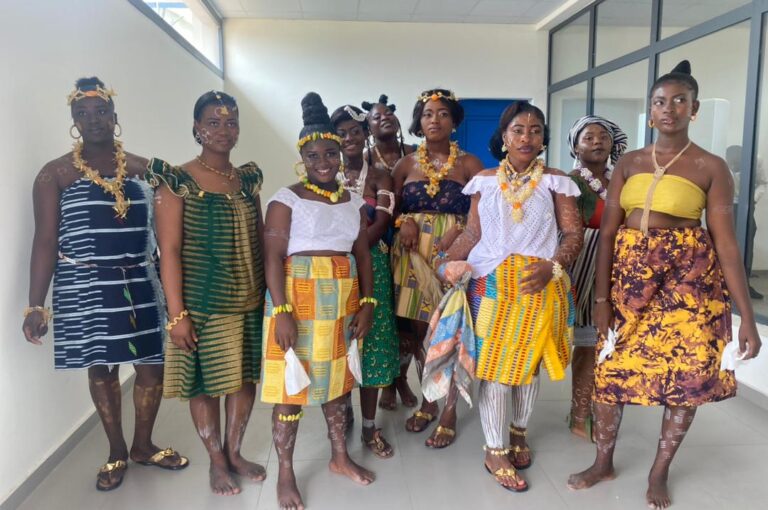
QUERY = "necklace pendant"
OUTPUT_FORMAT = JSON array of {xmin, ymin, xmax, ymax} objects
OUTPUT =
[{"xmin": 330, "ymin": 194, "xmax": 339, "ymax": 203}]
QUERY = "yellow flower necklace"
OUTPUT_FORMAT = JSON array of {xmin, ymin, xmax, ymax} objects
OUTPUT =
[
  {"xmin": 497, "ymin": 157, "xmax": 545, "ymax": 223},
  {"xmin": 301, "ymin": 176, "xmax": 345, "ymax": 203},
  {"xmin": 72, "ymin": 140, "xmax": 130, "ymax": 219},
  {"xmin": 418, "ymin": 141, "xmax": 459, "ymax": 197}
]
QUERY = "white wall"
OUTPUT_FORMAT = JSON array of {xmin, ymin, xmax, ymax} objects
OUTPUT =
[
  {"xmin": 224, "ymin": 19, "xmax": 549, "ymax": 199},
  {"xmin": 0, "ymin": 0, "xmax": 221, "ymax": 503}
]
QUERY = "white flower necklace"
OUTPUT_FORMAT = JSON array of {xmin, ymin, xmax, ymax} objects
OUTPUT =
[
  {"xmin": 341, "ymin": 160, "xmax": 368, "ymax": 196},
  {"xmin": 578, "ymin": 166, "xmax": 609, "ymax": 200}
]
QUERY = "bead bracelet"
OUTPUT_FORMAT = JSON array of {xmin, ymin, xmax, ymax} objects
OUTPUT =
[
  {"xmin": 550, "ymin": 259, "xmax": 564, "ymax": 280},
  {"xmin": 278, "ymin": 410, "xmax": 304, "ymax": 422},
  {"xmin": 24, "ymin": 306, "xmax": 52, "ymax": 324},
  {"xmin": 272, "ymin": 303, "xmax": 294, "ymax": 317},
  {"xmin": 359, "ymin": 297, "xmax": 378, "ymax": 307},
  {"xmin": 165, "ymin": 309, "xmax": 189, "ymax": 331}
]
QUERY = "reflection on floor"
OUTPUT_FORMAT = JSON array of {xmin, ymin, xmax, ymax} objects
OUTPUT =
[{"xmin": 17, "ymin": 373, "xmax": 768, "ymax": 510}]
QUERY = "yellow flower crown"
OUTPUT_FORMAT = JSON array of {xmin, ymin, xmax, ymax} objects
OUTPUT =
[
  {"xmin": 296, "ymin": 131, "xmax": 343, "ymax": 151},
  {"xmin": 419, "ymin": 90, "xmax": 458, "ymax": 103},
  {"xmin": 67, "ymin": 85, "xmax": 116, "ymax": 105}
]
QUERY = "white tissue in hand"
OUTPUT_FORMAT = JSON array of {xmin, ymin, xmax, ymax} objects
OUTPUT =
[
  {"xmin": 347, "ymin": 338, "xmax": 363, "ymax": 384},
  {"xmin": 597, "ymin": 328, "xmax": 618, "ymax": 364},
  {"xmin": 720, "ymin": 340, "xmax": 749, "ymax": 371},
  {"xmin": 284, "ymin": 348, "xmax": 311, "ymax": 395}
]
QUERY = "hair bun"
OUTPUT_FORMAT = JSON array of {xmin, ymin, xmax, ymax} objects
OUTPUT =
[
  {"xmin": 301, "ymin": 92, "xmax": 330, "ymax": 127},
  {"xmin": 671, "ymin": 60, "xmax": 691, "ymax": 75}
]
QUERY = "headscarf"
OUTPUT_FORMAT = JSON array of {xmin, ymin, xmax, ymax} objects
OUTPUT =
[{"xmin": 567, "ymin": 115, "xmax": 627, "ymax": 169}]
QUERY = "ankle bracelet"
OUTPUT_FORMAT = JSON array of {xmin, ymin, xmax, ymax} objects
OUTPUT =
[
  {"xmin": 277, "ymin": 410, "xmax": 304, "ymax": 422},
  {"xmin": 509, "ymin": 426, "xmax": 527, "ymax": 436},
  {"xmin": 483, "ymin": 445, "xmax": 511, "ymax": 456}
]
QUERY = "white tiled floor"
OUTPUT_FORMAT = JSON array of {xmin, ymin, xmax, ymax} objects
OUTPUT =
[{"xmin": 18, "ymin": 375, "xmax": 768, "ymax": 510}]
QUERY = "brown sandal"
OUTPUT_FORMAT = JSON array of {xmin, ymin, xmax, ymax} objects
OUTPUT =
[
  {"xmin": 134, "ymin": 447, "xmax": 189, "ymax": 470},
  {"xmin": 362, "ymin": 428, "xmax": 394, "ymax": 459},
  {"xmin": 96, "ymin": 460, "xmax": 127, "ymax": 491},
  {"xmin": 484, "ymin": 463, "xmax": 528, "ymax": 492},
  {"xmin": 405, "ymin": 410, "xmax": 435, "ymax": 433}
]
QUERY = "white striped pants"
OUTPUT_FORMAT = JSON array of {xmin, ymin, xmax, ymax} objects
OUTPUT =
[{"xmin": 478, "ymin": 377, "xmax": 540, "ymax": 448}]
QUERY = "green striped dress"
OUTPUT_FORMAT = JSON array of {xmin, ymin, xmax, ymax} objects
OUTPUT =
[{"xmin": 146, "ymin": 159, "xmax": 265, "ymax": 399}]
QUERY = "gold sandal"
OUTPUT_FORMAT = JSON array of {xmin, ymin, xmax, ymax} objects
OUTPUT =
[
  {"xmin": 96, "ymin": 459, "xmax": 127, "ymax": 491},
  {"xmin": 483, "ymin": 463, "xmax": 528, "ymax": 492},
  {"xmin": 426, "ymin": 425, "xmax": 456, "ymax": 449},
  {"xmin": 135, "ymin": 447, "xmax": 189, "ymax": 470},
  {"xmin": 405, "ymin": 410, "xmax": 435, "ymax": 433},
  {"xmin": 362, "ymin": 429, "xmax": 394, "ymax": 459},
  {"xmin": 508, "ymin": 427, "xmax": 532, "ymax": 470}
]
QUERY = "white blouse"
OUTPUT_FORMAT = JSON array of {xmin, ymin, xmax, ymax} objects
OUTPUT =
[
  {"xmin": 267, "ymin": 187, "xmax": 364, "ymax": 256},
  {"xmin": 463, "ymin": 174, "xmax": 580, "ymax": 278}
]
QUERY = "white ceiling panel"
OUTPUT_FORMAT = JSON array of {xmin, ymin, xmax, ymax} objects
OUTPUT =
[{"xmin": 210, "ymin": 0, "xmax": 578, "ymax": 25}]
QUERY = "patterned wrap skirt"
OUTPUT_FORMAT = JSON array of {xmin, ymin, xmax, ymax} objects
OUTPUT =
[
  {"xmin": 361, "ymin": 243, "xmax": 399, "ymax": 387},
  {"xmin": 163, "ymin": 308, "xmax": 262, "ymax": 399},
  {"xmin": 392, "ymin": 212, "xmax": 463, "ymax": 322},
  {"xmin": 569, "ymin": 227, "xmax": 600, "ymax": 347},
  {"xmin": 261, "ymin": 255, "xmax": 359, "ymax": 405},
  {"xmin": 594, "ymin": 227, "xmax": 736, "ymax": 406},
  {"xmin": 469, "ymin": 254, "xmax": 574, "ymax": 386}
]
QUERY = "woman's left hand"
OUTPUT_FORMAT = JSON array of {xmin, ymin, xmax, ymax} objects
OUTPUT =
[
  {"xmin": 349, "ymin": 303, "xmax": 374, "ymax": 341},
  {"xmin": 520, "ymin": 260, "xmax": 554, "ymax": 295},
  {"xmin": 437, "ymin": 225, "xmax": 462, "ymax": 252},
  {"xmin": 738, "ymin": 322, "xmax": 762, "ymax": 360}
]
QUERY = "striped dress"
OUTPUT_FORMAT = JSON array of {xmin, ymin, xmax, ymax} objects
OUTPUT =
[
  {"xmin": 52, "ymin": 177, "xmax": 164, "ymax": 369},
  {"xmin": 146, "ymin": 159, "xmax": 265, "ymax": 400}
]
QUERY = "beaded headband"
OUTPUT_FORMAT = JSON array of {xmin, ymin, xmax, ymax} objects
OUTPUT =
[
  {"xmin": 344, "ymin": 105, "xmax": 367, "ymax": 123},
  {"xmin": 67, "ymin": 85, "xmax": 116, "ymax": 105},
  {"xmin": 419, "ymin": 90, "xmax": 458, "ymax": 103},
  {"xmin": 296, "ymin": 131, "xmax": 343, "ymax": 151}
]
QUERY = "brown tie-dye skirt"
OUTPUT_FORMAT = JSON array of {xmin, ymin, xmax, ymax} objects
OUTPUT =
[{"xmin": 594, "ymin": 226, "xmax": 736, "ymax": 407}]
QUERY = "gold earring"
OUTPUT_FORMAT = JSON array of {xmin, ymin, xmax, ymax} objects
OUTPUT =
[
  {"xmin": 540, "ymin": 144, "xmax": 547, "ymax": 152},
  {"xmin": 293, "ymin": 161, "xmax": 306, "ymax": 177},
  {"xmin": 501, "ymin": 144, "xmax": 508, "ymax": 153},
  {"xmin": 691, "ymin": 114, "xmax": 697, "ymax": 122},
  {"xmin": 648, "ymin": 119, "xmax": 655, "ymax": 128},
  {"xmin": 113, "ymin": 123, "xmax": 122, "ymax": 137},
  {"xmin": 70, "ymin": 125, "xmax": 81, "ymax": 139}
]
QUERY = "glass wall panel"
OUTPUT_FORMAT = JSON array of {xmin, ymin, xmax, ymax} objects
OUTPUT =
[
  {"xmin": 593, "ymin": 60, "xmax": 649, "ymax": 155},
  {"xmin": 745, "ymin": 15, "xmax": 768, "ymax": 316},
  {"xmin": 143, "ymin": 0, "xmax": 221, "ymax": 68},
  {"xmin": 595, "ymin": 0, "xmax": 652, "ymax": 65},
  {"xmin": 551, "ymin": 12, "xmax": 590, "ymax": 83},
  {"xmin": 661, "ymin": 0, "xmax": 750, "ymax": 39},
  {"xmin": 549, "ymin": 82, "xmax": 588, "ymax": 171}
]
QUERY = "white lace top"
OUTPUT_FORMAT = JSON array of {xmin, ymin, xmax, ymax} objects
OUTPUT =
[
  {"xmin": 267, "ymin": 187, "xmax": 364, "ymax": 256},
  {"xmin": 463, "ymin": 174, "xmax": 580, "ymax": 278}
]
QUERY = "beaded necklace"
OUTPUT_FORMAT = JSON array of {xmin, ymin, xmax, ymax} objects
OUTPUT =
[
  {"xmin": 72, "ymin": 140, "xmax": 130, "ymax": 219},
  {"xmin": 497, "ymin": 157, "xmax": 545, "ymax": 223},
  {"xmin": 301, "ymin": 176, "xmax": 345, "ymax": 203},
  {"xmin": 341, "ymin": 160, "xmax": 368, "ymax": 196},
  {"xmin": 577, "ymin": 165, "xmax": 609, "ymax": 200},
  {"xmin": 418, "ymin": 141, "xmax": 459, "ymax": 197}
]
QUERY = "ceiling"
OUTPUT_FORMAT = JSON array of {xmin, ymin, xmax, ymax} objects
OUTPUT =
[{"xmin": 209, "ymin": 0, "xmax": 569, "ymax": 25}]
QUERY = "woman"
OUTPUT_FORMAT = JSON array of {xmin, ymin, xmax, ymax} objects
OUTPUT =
[
  {"xmin": 392, "ymin": 88, "xmax": 483, "ymax": 448},
  {"xmin": 363, "ymin": 94, "xmax": 419, "ymax": 411},
  {"xmin": 23, "ymin": 77, "xmax": 188, "ymax": 491},
  {"xmin": 331, "ymin": 104, "xmax": 398, "ymax": 458},
  {"xmin": 148, "ymin": 91, "xmax": 265, "ymax": 496},
  {"xmin": 567, "ymin": 61, "xmax": 762, "ymax": 510},
  {"xmin": 565, "ymin": 115, "xmax": 627, "ymax": 440},
  {"xmin": 442, "ymin": 101, "xmax": 582, "ymax": 491},
  {"xmin": 261, "ymin": 92, "xmax": 376, "ymax": 510}
]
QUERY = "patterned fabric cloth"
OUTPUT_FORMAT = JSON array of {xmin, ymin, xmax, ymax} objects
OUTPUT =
[
  {"xmin": 469, "ymin": 254, "xmax": 574, "ymax": 386},
  {"xmin": 392, "ymin": 212, "xmax": 464, "ymax": 322},
  {"xmin": 567, "ymin": 115, "xmax": 628, "ymax": 168},
  {"xmin": 261, "ymin": 255, "xmax": 359, "ymax": 405},
  {"xmin": 361, "ymin": 244, "xmax": 399, "ymax": 387},
  {"xmin": 400, "ymin": 179, "xmax": 471, "ymax": 214},
  {"xmin": 53, "ymin": 178, "xmax": 164, "ymax": 369},
  {"xmin": 568, "ymin": 227, "xmax": 600, "ymax": 341},
  {"xmin": 422, "ymin": 270, "xmax": 477, "ymax": 406},
  {"xmin": 594, "ymin": 227, "xmax": 736, "ymax": 406},
  {"xmin": 145, "ymin": 158, "xmax": 265, "ymax": 399}
]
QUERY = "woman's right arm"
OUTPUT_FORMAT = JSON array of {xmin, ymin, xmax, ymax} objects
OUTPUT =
[
  {"xmin": 593, "ymin": 157, "xmax": 627, "ymax": 336},
  {"xmin": 154, "ymin": 185, "xmax": 197, "ymax": 352},
  {"xmin": 392, "ymin": 157, "xmax": 418, "ymax": 250},
  {"xmin": 23, "ymin": 164, "xmax": 62, "ymax": 344},
  {"xmin": 444, "ymin": 192, "xmax": 481, "ymax": 261},
  {"xmin": 264, "ymin": 201, "xmax": 297, "ymax": 353}
]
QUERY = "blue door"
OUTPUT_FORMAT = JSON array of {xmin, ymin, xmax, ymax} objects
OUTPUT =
[{"xmin": 453, "ymin": 99, "xmax": 525, "ymax": 169}]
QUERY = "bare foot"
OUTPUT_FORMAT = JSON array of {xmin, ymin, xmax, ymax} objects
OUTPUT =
[
  {"xmin": 277, "ymin": 468, "xmax": 304, "ymax": 510},
  {"xmin": 396, "ymin": 377, "xmax": 418, "ymax": 407},
  {"xmin": 378, "ymin": 385, "xmax": 397, "ymax": 411},
  {"xmin": 646, "ymin": 473, "xmax": 671, "ymax": 509},
  {"xmin": 328, "ymin": 455, "xmax": 375, "ymax": 485},
  {"xmin": 210, "ymin": 461, "xmax": 241, "ymax": 496},
  {"xmin": 567, "ymin": 464, "xmax": 616, "ymax": 490},
  {"xmin": 228, "ymin": 454, "xmax": 267, "ymax": 482},
  {"xmin": 570, "ymin": 423, "xmax": 590, "ymax": 441}
]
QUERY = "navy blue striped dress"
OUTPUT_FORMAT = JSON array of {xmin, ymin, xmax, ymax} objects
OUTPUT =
[{"xmin": 52, "ymin": 177, "xmax": 164, "ymax": 369}]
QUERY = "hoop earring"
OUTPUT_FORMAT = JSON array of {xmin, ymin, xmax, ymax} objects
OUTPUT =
[
  {"xmin": 70, "ymin": 125, "xmax": 81, "ymax": 140},
  {"xmin": 648, "ymin": 119, "xmax": 655, "ymax": 129},
  {"xmin": 293, "ymin": 161, "xmax": 306, "ymax": 177},
  {"xmin": 113, "ymin": 123, "xmax": 122, "ymax": 137}
]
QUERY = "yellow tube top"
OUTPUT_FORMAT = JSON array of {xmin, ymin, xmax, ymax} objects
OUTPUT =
[{"xmin": 620, "ymin": 173, "xmax": 705, "ymax": 220}]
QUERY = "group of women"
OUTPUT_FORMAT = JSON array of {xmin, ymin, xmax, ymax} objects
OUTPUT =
[{"xmin": 23, "ymin": 60, "xmax": 762, "ymax": 510}]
